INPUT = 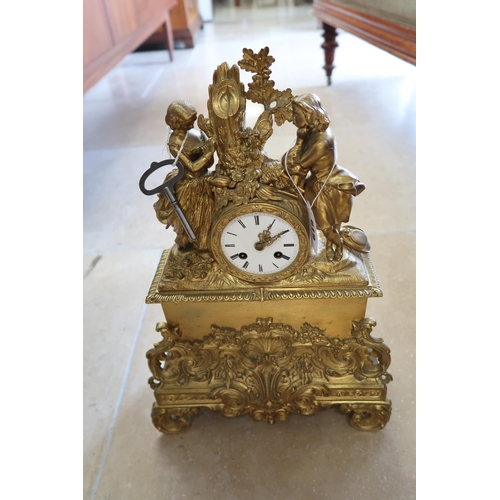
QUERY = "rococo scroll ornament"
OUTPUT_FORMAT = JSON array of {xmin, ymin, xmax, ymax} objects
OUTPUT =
[
  {"xmin": 147, "ymin": 318, "xmax": 391, "ymax": 430},
  {"xmin": 139, "ymin": 47, "xmax": 392, "ymax": 433}
]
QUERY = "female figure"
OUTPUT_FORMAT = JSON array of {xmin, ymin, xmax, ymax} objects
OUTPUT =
[
  {"xmin": 154, "ymin": 100, "xmax": 215, "ymax": 251},
  {"xmin": 284, "ymin": 94, "xmax": 365, "ymax": 261}
]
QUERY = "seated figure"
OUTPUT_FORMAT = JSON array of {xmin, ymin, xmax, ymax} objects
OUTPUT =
[
  {"xmin": 154, "ymin": 100, "xmax": 215, "ymax": 251},
  {"xmin": 284, "ymin": 93, "xmax": 365, "ymax": 261}
]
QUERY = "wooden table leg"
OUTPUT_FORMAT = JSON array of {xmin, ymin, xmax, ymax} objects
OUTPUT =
[
  {"xmin": 321, "ymin": 22, "xmax": 339, "ymax": 85},
  {"xmin": 163, "ymin": 14, "xmax": 175, "ymax": 61}
]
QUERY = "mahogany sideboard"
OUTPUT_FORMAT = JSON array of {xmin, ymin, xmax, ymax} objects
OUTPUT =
[
  {"xmin": 312, "ymin": 0, "xmax": 416, "ymax": 84},
  {"xmin": 83, "ymin": 0, "xmax": 178, "ymax": 92}
]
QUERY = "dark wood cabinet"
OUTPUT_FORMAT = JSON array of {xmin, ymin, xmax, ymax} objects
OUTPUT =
[{"xmin": 83, "ymin": 0, "xmax": 178, "ymax": 92}]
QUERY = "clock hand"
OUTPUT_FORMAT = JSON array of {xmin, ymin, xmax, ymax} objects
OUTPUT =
[
  {"xmin": 254, "ymin": 224, "xmax": 273, "ymax": 250},
  {"xmin": 254, "ymin": 228, "xmax": 288, "ymax": 251},
  {"xmin": 267, "ymin": 230, "xmax": 288, "ymax": 245}
]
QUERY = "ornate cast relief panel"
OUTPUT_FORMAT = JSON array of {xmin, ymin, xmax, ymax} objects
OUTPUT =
[{"xmin": 139, "ymin": 48, "xmax": 392, "ymax": 433}]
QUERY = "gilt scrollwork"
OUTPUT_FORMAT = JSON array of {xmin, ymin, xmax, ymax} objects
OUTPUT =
[
  {"xmin": 147, "ymin": 242, "xmax": 380, "ymax": 297},
  {"xmin": 161, "ymin": 247, "xmax": 214, "ymax": 281},
  {"xmin": 151, "ymin": 406, "xmax": 200, "ymax": 434},
  {"xmin": 339, "ymin": 403, "xmax": 392, "ymax": 431},
  {"xmin": 146, "ymin": 322, "xmax": 182, "ymax": 389},
  {"xmin": 147, "ymin": 317, "xmax": 391, "ymax": 426},
  {"xmin": 351, "ymin": 318, "xmax": 393, "ymax": 384}
]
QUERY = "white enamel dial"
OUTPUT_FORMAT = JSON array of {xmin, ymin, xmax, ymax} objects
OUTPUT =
[{"xmin": 221, "ymin": 212, "xmax": 300, "ymax": 276}]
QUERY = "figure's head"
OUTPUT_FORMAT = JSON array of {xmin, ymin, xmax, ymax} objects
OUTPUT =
[
  {"xmin": 292, "ymin": 94, "xmax": 330, "ymax": 131},
  {"xmin": 165, "ymin": 100, "xmax": 197, "ymax": 130}
]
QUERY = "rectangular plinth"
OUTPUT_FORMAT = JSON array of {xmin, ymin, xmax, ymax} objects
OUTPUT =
[
  {"xmin": 146, "ymin": 246, "xmax": 382, "ymax": 339},
  {"xmin": 145, "ymin": 246, "xmax": 391, "ymax": 432},
  {"xmin": 160, "ymin": 296, "xmax": 367, "ymax": 339}
]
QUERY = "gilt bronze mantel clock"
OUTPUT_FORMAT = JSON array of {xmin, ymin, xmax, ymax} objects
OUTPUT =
[{"xmin": 139, "ymin": 48, "xmax": 392, "ymax": 434}]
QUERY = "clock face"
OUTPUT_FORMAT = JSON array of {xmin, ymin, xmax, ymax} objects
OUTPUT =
[
  {"xmin": 221, "ymin": 212, "xmax": 300, "ymax": 276},
  {"xmin": 209, "ymin": 202, "xmax": 310, "ymax": 283}
]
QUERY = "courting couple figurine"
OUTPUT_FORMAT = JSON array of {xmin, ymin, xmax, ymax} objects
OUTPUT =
[{"xmin": 154, "ymin": 93, "xmax": 365, "ymax": 263}]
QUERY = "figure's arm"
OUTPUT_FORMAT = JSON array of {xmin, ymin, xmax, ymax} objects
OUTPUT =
[
  {"xmin": 297, "ymin": 138, "xmax": 332, "ymax": 168},
  {"xmin": 286, "ymin": 142, "xmax": 302, "ymax": 164},
  {"xmin": 282, "ymin": 133, "xmax": 305, "ymax": 168},
  {"xmin": 177, "ymin": 138, "xmax": 215, "ymax": 173}
]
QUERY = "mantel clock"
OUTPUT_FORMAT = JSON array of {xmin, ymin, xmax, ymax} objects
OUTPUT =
[
  {"xmin": 209, "ymin": 198, "xmax": 310, "ymax": 283},
  {"xmin": 139, "ymin": 47, "xmax": 392, "ymax": 433}
]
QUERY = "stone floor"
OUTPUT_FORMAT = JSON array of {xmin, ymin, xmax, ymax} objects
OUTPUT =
[{"xmin": 83, "ymin": 2, "xmax": 415, "ymax": 498}]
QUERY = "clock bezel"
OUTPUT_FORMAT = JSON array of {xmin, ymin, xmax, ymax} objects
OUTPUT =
[{"xmin": 209, "ymin": 202, "xmax": 310, "ymax": 283}]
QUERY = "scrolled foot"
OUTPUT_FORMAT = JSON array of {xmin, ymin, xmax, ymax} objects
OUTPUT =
[
  {"xmin": 339, "ymin": 402, "xmax": 391, "ymax": 431},
  {"xmin": 151, "ymin": 405, "xmax": 200, "ymax": 434}
]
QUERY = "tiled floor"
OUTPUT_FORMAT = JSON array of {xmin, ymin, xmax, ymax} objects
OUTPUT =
[{"xmin": 83, "ymin": 2, "xmax": 415, "ymax": 499}]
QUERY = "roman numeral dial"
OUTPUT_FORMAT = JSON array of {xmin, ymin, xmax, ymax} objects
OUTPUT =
[{"xmin": 219, "ymin": 211, "xmax": 301, "ymax": 277}]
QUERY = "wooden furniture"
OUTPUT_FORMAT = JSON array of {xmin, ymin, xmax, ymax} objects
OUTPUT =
[
  {"xmin": 143, "ymin": 0, "xmax": 203, "ymax": 49},
  {"xmin": 312, "ymin": 0, "xmax": 416, "ymax": 84},
  {"xmin": 170, "ymin": 0, "xmax": 203, "ymax": 48},
  {"xmin": 83, "ymin": 0, "xmax": 178, "ymax": 93}
]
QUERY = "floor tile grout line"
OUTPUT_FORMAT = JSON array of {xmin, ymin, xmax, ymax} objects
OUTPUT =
[
  {"xmin": 140, "ymin": 67, "xmax": 164, "ymax": 99},
  {"xmin": 89, "ymin": 248, "xmax": 162, "ymax": 500}
]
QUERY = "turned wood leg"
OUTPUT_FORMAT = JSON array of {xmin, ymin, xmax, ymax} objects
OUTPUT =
[
  {"xmin": 162, "ymin": 16, "xmax": 175, "ymax": 62},
  {"xmin": 321, "ymin": 23, "xmax": 339, "ymax": 86}
]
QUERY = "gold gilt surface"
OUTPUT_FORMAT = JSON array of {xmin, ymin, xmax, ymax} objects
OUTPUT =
[
  {"xmin": 207, "ymin": 200, "xmax": 311, "ymax": 283},
  {"xmin": 145, "ymin": 236, "xmax": 383, "ymax": 344},
  {"xmin": 146, "ymin": 317, "xmax": 391, "ymax": 433},
  {"xmin": 140, "ymin": 47, "xmax": 392, "ymax": 433},
  {"xmin": 146, "ymin": 234, "xmax": 381, "ymax": 303}
]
